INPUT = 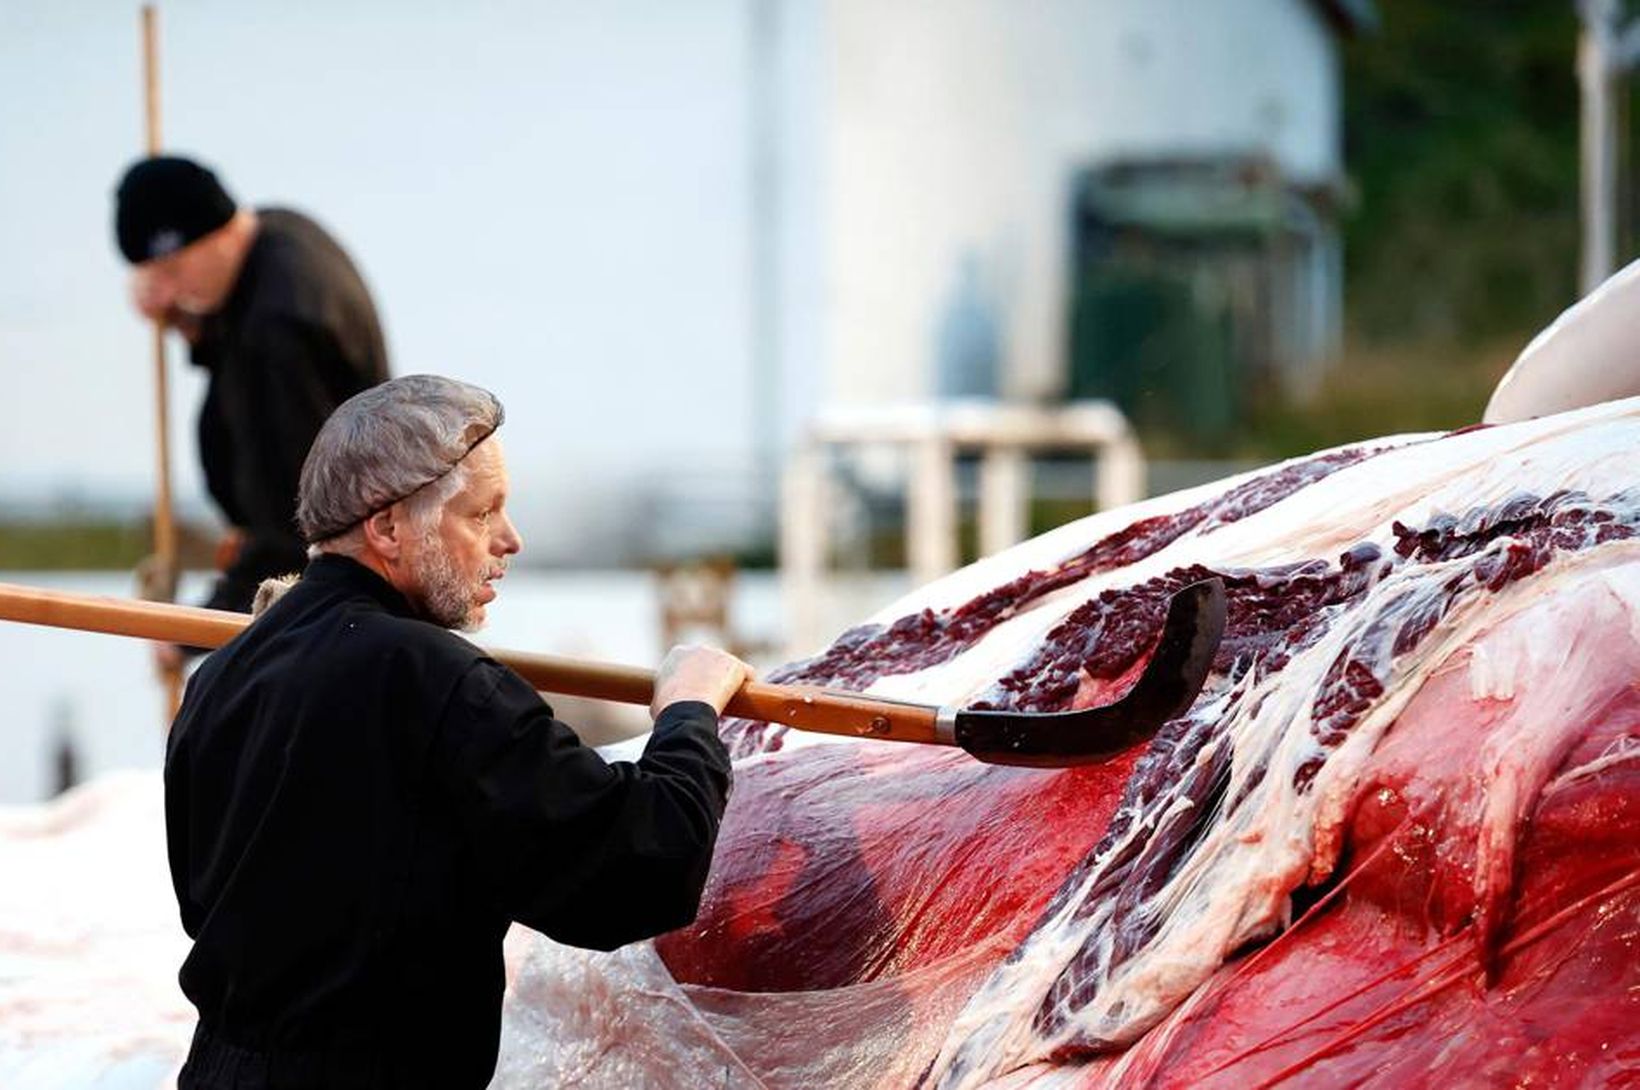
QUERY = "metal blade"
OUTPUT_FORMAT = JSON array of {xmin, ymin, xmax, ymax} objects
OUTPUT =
[{"xmin": 952, "ymin": 577, "xmax": 1227, "ymax": 767}]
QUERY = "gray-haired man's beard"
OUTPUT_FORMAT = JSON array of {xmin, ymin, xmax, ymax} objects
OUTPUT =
[{"xmin": 411, "ymin": 538, "xmax": 484, "ymax": 632}]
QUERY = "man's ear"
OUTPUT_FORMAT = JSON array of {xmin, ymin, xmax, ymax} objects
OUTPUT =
[{"xmin": 360, "ymin": 506, "xmax": 405, "ymax": 561}]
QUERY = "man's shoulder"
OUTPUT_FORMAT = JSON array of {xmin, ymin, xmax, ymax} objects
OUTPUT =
[
  {"xmin": 254, "ymin": 207, "xmax": 340, "ymax": 250},
  {"xmin": 238, "ymin": 208, "xmax": 370, "ymax": 324},
  {"xmin": 322, "ymin": 595, "xmax": 488, "ymax": 672},
  {"xmin": 172, "ymin": 585, "xmax": 496, "ymax": 759},
  {"xmin": 326, "ymin": 608, "xmax": 527, "ymax": 722},
  {"xmin": 251, "ymin": 208, "xmax": 352, "ymax": 273},
  {"xmin": 235, "ymin": 573, "xmax": 489, "ymax": 682}
]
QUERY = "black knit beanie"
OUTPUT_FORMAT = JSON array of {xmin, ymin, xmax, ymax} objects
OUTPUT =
[{"xmin": 114, "ymin": 156, "xmax": 237, "ymax": 264}]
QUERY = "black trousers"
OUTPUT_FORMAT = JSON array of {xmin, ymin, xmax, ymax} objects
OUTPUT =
[{"xmin": 178, "ymin": 1024, "xmax": 386, "ymax": 1090}]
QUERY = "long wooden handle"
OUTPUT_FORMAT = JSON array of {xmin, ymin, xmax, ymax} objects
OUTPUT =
[
  {"xmin": 0, "ymin": 582, "xmax": 945, "ymax": 746},
  {"xmin": 140, "ymin": 4, "xmax": 182, "ymax": 722}
]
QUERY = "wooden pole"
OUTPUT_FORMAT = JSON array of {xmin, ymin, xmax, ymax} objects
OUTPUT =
[
  {"xmin": 1577, "ymin": 0, "xmax": 1640, "ymax": 294},
  {"xmin": 141, "ymin": 4, "xmax": 183, "ymax": 720},
  {"xmin": 1580, "ymin": 0, "xmax": 1618, "ymax": 294},
  {"xmin": 0, "ymin": 583, "xmax": 950, "ymax": 747}
]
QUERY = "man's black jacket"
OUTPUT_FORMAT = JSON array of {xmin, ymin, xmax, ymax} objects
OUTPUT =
[
  {"xmin": 164, "ymin": 554, "xmax": 732, "ymax": 1088},
  {"xmin": 190, "ymin": 209, "xmax": 388, "ymax": 613}
]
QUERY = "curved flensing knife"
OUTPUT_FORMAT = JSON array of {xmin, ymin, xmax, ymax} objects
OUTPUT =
[{"xmin": 0, "ymin": 576, "xmax": 1226, "ymax": 768}]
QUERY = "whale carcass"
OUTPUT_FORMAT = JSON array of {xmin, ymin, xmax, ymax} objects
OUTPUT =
[{"xmin": 497, "ymin": 395, "xmax": 1640, "ymax": 1089}]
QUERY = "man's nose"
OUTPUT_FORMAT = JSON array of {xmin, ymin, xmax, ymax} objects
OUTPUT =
[{"xmin": 494, "ymin": 512, "xmax": 523, "ymax": 556}]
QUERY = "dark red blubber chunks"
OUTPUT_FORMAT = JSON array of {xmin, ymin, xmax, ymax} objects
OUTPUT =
[{"xmin": 766, "ymin": 446, "xmax": 1396, "ymax": 696}]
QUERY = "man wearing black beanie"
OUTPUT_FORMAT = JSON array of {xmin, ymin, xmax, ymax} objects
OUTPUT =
[{"xmin": 113, "ymin": 156, "xmax": 390, "ymax": 666}]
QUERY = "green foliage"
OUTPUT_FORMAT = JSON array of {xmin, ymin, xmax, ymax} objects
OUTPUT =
[
  {"xmin": 0, "ymin": 522, "xmax": 152, "ymax": 570},
  {"xmin": 1239, "ymin": 337, "xmax": 1518, "ymax": 460},
  {"xmin": 0, "ymin": 517, "xmax": 223, "ymax": 571},
  {"xmin": 1138, "ymin": 5, "xmax": 1617, "ymax": 462},
  {"xmin": 1342, "ymin": 1, "xmax": 1584, "ymax": 345}
]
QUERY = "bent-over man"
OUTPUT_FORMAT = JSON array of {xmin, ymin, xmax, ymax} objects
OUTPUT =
[
  {"xmin": 114, "ymin": 155, "xmax": 390, "ymax": 667},
  {"xmin": 165, "ymin": 374, "xmax": 749, "ymax": 1088}
]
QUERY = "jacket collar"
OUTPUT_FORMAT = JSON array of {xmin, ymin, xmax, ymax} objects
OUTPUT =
[{"xmin": 302, "ymin": 552, "xmax": 417, "ymax": 618}]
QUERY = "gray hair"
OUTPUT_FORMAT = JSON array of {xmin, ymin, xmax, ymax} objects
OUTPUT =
[{"xmin": 297, "ymin": 374, "xmax": 504, "ymax": 545}]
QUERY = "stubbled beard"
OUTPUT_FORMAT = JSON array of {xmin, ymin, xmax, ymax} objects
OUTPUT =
[{"xmin": 412, "ymin": 538, "xmax": 483, "ymax": 632}]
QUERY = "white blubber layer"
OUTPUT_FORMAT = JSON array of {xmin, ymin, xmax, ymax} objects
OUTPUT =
[
  {"xmin": 923, "ymin": 401, "xmax": 1640, "ymax": 1087},
  {"xmin": 0, "ymin": 773, "xmax": 192, "ymax": 1090},
  {"xmin": 499, "ymin": 397, "xmax": 1640, "ymax": 1090}
]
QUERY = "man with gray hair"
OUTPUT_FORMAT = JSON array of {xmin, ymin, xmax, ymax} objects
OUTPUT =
[{"xmin": 164, "ymin": 375, "xmax": 750, "ymax": 1089}]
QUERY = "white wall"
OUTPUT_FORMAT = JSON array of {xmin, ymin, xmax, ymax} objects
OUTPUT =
[{"xmin": 821, "ymin": 0, "xmax": 1341, "ymax": 408}]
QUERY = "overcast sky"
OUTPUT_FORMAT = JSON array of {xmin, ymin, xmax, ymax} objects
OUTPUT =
[{"xmin": 1, "ymin": 1, "xmax": 777, "ymax": 558}]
